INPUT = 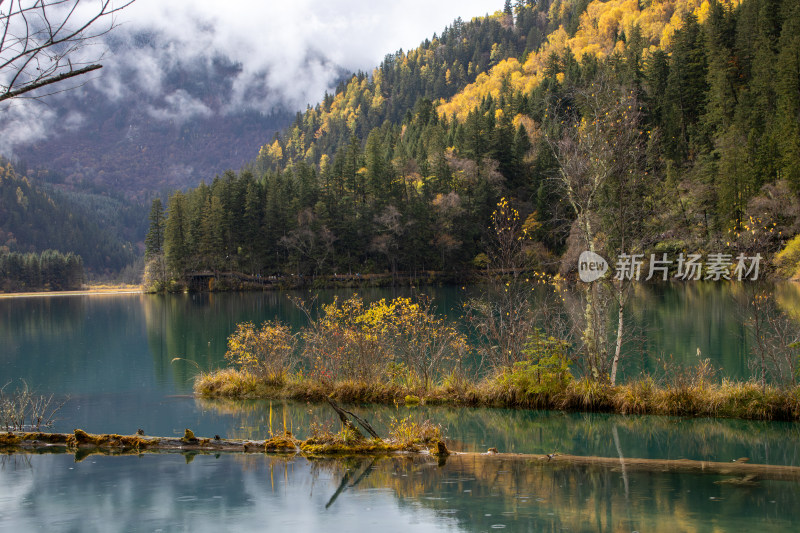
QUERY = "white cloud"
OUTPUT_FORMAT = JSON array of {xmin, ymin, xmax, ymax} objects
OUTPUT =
[
  {"xmin": 111, "ymin": 0, "xmax": 497, "ymax": 110},
  {"xmin": 63, "ymin": 111, "xmax": 86, "ymax": 131},
  {"xmin": 0, "ymin": 0, "xmax": 500, "ymax": 155},
  {"xmin": 0, "ymin": 100, "xmax": 57, "ymax": 156},
  {"xmin": 146, "ymin": 89, "xmax": 213, "ymax": 122}
]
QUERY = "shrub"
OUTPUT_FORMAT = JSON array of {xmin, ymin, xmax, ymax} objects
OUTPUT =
[
  {"xmin": 225, "ymin": 321, "xmax": 297, "ymax": 384},
  {"xmin": 389, "ymin": 416, "xmax": 442, "ymax": 447},
  {"xmin": 298, "ymin": 294, "xmax": 468, "ymax": 389},
  {"xmin": 494, "ymin": 332, "xmax": 573, "ymax": 401},
  {"xmin": 775, "ymin": 234, "xmax": 800, "ymax": 278},
  {"xmin": 300, "ymin": 295, "xmax": 392, "ymax": 384}
]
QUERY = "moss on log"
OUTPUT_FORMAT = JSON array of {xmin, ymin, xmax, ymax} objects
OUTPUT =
[{"xmin": 4, "ymin": 429, "xmax": 800, "ymax": 481}]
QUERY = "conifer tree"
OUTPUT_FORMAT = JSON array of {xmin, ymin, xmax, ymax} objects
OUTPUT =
[
  {"xmin": 145, "ymin": 199, "xmax": 166, "ymax": 260},
  {"xmin": 164, "ymin": 192, "xmax": 189, "ymax": 277}
]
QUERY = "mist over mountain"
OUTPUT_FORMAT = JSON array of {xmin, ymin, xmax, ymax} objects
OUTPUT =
[
  {"xmin": 0, "ymin": 0, "xmax": 493, "ymax": 198},
  {"xmin": 7, "ymin": 55, "xmax": 299, "ymax": 198}
]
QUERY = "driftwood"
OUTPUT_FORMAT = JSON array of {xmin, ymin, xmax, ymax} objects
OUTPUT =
[
  {"xmin": 325, "ymin": 397, "xmax": 363, "ymax": 437},
  {"xmin": 3, "ymin": 430, "xmax": 800, "ymax": 481},
  {"xmin": 326, "ymin": 397, "xmax": 381, "ymax": 439}
]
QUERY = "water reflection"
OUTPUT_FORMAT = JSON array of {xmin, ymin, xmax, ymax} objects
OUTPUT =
[
  {"xmin": 1, "ymin": 284, "xmax": 786, "ymax": 395},
  {"xmin": 196, "ymin": 398, "xmax": 800, "ymax": 466},
  {"xmin": 3, "ymin": 286, "xmax": 800, "ymax": 468},
  {"xmin": 141, "ymin": 287, "xmax": 463, "ymax": 386},
  {"xmin": 1, "ymin": 452, "xmax": 798, "ymax": 532},
  {"xmin": 137, "ymin": 283, "xmax": 771, "ymax": 382}
]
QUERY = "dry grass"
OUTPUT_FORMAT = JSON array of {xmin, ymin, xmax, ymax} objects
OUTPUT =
[
  {"xmin": 194, "ymin": 368, "xmax": 266, "ymax": 398},
  {"xmin": 195, "ymin": 365, "xmax": 800, "ymax": 422}
]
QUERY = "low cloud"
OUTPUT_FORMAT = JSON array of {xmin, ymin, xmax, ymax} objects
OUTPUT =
[
  {"xmin": 1, "ymin": 0, "xmax": 496, "ymax": 156},
  {"xmin": 146, "ymin": 90, "xmax": 213, "ymax": 122},
  {"xmin": 63, "ymin": 111, "xmax": 86, "ymax": 131},
  {"xmin": 0, "ymin": 101, "xmax": 57, "ymax": 157},
  {"xmin": 109, "ymin": 0, "xmax": 494, "ymax": 111}
]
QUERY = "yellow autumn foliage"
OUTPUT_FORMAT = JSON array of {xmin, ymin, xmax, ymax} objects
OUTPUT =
[
  {"xmin": 438, "ymin": 0, "xmax": 742, "ymax": 122},
  {"xmin": 225, "ymin": 321, "xmax": 297, "ymax": 383},
  {"xmin": 300, "ymin": 295, "xmax": 468, "ymax": 390},
  {"xmin": 257, "ymin": 139, "xmax": 284, "ymax": 165},
  {"xmin": 255, "ymin": 0, "xmax": 744, "ymax": 170}
]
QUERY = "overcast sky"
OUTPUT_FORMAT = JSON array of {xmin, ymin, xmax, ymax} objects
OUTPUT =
[
  {"xmin": 0, "ymin": 0, "xmax": 501, "ymax": 155},
  {"xmin": 113, "ymin": 0, "xmax": 500, "ymax": 111}
]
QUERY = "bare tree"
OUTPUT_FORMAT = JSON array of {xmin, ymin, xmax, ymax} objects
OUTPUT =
[
  {"xmin": 548, "ymin": 79, "xmax": 652, "ymax": 384},
  {"xmin": 464, "ymin": 197, "xmax": 567, "ymax": 372},
  {"xmin": 740, "ymin": 288, "xmax": 800, "ymax": 388},
  {"xmin": 1, "ymin": 0, "xmax": 134, "ymax": 103},
  {"xmin": 280, "ymin": 208, "xmax": 336, "ymax": 276}
]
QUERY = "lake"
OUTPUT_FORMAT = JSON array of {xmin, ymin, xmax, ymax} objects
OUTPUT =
[
  {"xmin": 2, "ymin": 284, "xmax": 800, "ymax": 530},
  {"xmin": 2, "ymin": 452, "xmax": 800, "ymax": 532}
]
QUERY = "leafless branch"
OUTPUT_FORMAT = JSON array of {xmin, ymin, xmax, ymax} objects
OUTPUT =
[{"xmin": 1, "ymin": 0, "xmax": 134, "ymax": 102}]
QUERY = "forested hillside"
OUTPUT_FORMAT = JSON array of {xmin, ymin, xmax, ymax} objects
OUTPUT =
[
  {"xmin": 0, "ymin": 159, "xmax": 137, "ymax": 276},
  {"xmin": 152, "ymin": 0, "xmax": 800, "ymax": 284},
  {"xmin": 0, "ymin": 249, "xmax": 84, "ymax": 292}
]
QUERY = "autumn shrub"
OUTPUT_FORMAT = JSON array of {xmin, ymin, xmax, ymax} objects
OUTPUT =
[
  {"xmin": 298, "ymin": 294, "xmax": 469, "ymax": 389},
  {"xmin": 385, "ymin": 361, "xmax": 414, "ymax": 388},
  {"xmin": 775, "ymin": 234, "xmax": 800, "ymax": 278},
  {"xmin": 386, "ymin": 296, "xmax": 470, "ymax": 390},
  {"xmin": 299, "ymin": 295, "xmax": 392, "ymax": 384},
  {"xmin": 225, "ymin": 321, "xmax": 297, "ymax": 384}
]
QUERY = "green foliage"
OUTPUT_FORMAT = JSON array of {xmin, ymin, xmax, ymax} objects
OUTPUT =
[
  {"xmin": 0, "ymin": 249, "xmax": 84, "ymax": 292},
  {"xmin": 155, "ymin": 0, "xmax": 800, "ymax": 285},
  {"xmin": 494, "ymin": 333, "xmax": 573, "ymax": 397},
  {"xmin": 0, "ymin": 159, "xmax": 136, "ymax": 275},
  {"xmin": 145, "ymin": 199, "xmax": 166, "ymax": 260}
]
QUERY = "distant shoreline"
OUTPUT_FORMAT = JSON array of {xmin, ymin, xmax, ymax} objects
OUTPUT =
[{"xmin": 0, "ymin": 286, "xmax": 142, "ymax": 298}]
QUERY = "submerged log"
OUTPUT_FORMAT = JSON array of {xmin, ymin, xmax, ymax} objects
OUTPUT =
[
  {"xmin": 0, "ymin": 428, "xmax": 434, "ymax": 456},
  {"xmin": 474, "ymin": 451, "xmax": 800, "ymax": 481},
  {"xmin": 3, "ymin": 430, "xmax": 800, "ymax": 481}
]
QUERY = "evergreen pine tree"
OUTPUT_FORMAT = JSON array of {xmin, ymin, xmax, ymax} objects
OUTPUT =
[{"xmin": 144, "ymin": 198, "xmax": 165, "ymax": 260}]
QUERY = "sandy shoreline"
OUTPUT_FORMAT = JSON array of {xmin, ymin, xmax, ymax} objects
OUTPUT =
[{"xmin": 0, "ymin": 287, "xmax": 142, "ymax": 298}]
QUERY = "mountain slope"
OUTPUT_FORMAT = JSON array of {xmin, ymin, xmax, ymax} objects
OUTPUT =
[
  {"xmin": 7, "ymin": 55, "xmax": 295, "ymax": 199},
  {"xmin": 148, "ymin": 0, "xmax": 800, "ymax": 281},
  {"xmin": 0, "ymin": 159, "xmax": 138, "ymax": 275}
]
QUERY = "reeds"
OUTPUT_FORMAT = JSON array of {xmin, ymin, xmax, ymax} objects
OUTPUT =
[
  {"xmin": 0, "ymin": 382, "xmax": 65, "ymax": 431},
  {"xmin": 195, "ymin": 365, "xmax": 800, "ymax": 422}
]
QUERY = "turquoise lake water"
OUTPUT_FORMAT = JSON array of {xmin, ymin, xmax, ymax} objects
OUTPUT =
[{"xmin": 2, "ymin": 285, "xmax": 800, "ymax": 530}]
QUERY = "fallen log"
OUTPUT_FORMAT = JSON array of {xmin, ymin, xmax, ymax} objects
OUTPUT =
[
  {"xmin": 4, "ymin": 430, "xmax": 800, "ymax": 481},
  {"xmin": 459, "ymin": 451, "xmax": 800, "ymax": 482},
  {"xmin": 0, "ymin": 428, "xmax": 446, "ymax": 456}
]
